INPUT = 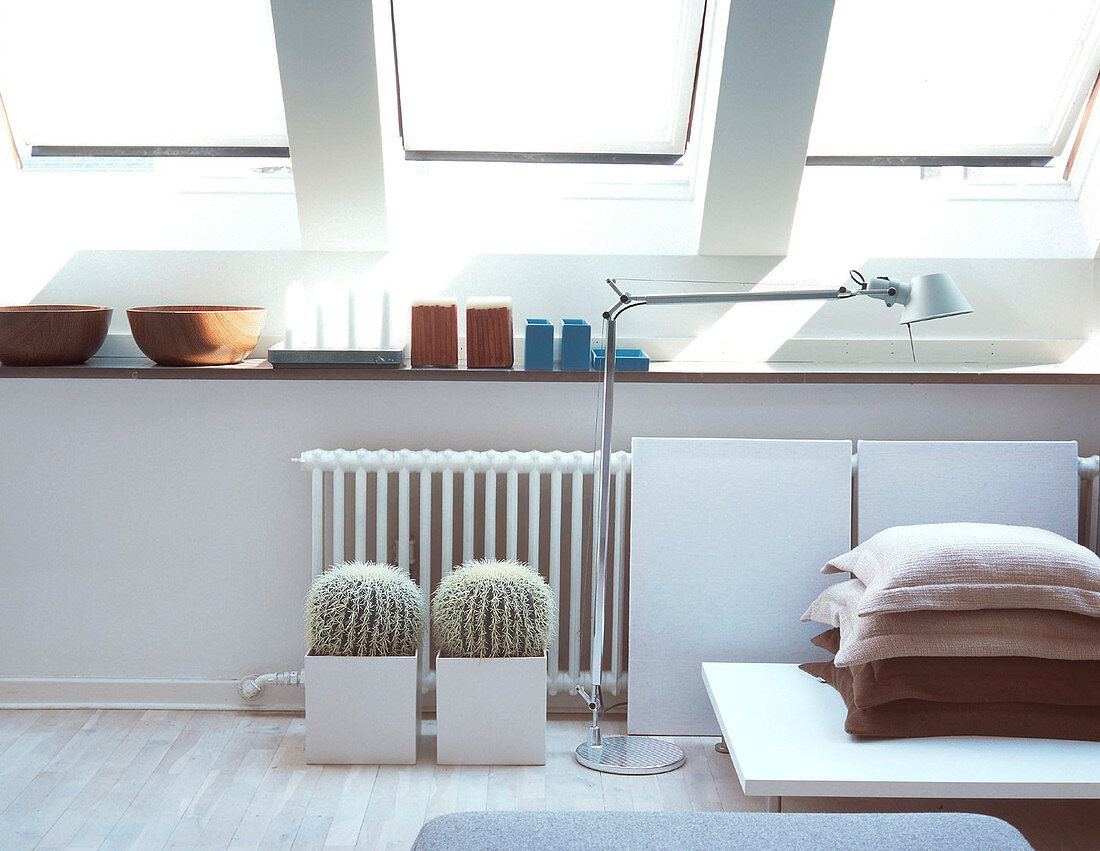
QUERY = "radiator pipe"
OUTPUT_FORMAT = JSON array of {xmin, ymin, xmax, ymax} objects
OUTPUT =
[{"xmin": 237, "ymin": 669, "xmax": 304, "ymax": 701}]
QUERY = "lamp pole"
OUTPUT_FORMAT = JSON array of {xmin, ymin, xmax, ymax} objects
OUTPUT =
[{"xmin": 573, "ymin": 273, "xmax": 908, "ymax": 774}]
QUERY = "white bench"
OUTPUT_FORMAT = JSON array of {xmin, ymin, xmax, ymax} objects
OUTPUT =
[{"xmin": 703, "ymin": 662, "xmax": 1100, "ymax": 812}]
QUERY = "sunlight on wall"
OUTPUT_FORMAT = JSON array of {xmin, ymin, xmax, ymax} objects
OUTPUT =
[
  {"xmin": 673, "ymin": 256, "xmax": 867, "ymax": 361},
  {"xmin": 280, "ymin": 249, "xmax": 476, "ymax": 349}
]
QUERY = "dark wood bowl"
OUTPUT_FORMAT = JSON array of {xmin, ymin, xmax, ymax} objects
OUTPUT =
[
  {"xmin": 0, "ymin": 305, "xmax": 112, "ymax": 366},
  {"xmin": 127, "ymin": 305, "xmax": 266, "ymax": 366}
]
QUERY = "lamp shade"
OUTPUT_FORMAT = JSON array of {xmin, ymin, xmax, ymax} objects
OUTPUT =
[{"xmin": 899, "ymin": 273, "xmax": 972, "ymax": 325}]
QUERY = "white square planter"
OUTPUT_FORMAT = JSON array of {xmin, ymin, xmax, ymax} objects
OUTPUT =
[
  {"xmin": 305, "ymin": 649, "xmax": 420, "ymax": 764},
  {"xmin": 435, "ymin": 653, "xmax": 547, "ymax": 765}
]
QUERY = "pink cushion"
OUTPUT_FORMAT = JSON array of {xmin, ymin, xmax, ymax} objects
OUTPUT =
[
  {"xmin": 802, "ymin": 578, "xmax": 1100, "ymax": 667},
  {"xmin": 824, "ymin": 523, "xmax": 1100, "ymax": 618}
]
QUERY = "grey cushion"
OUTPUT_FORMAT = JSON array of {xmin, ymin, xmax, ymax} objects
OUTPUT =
[{"xmin": 411, "ymin": 811, "xmax": 1032, "ymax": 851}]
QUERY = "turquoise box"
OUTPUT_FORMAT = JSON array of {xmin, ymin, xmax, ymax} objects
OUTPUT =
[
  {"xmin": 560, "ymin": 319, "xmax": 592, "ymax": 370},
  {"xmin": 591, "ymin": 348, "xmax": 650, "ymax": 372},
  {"xmin": 524, "ymin": 319, "xmax": 554, "ymax": 370}
]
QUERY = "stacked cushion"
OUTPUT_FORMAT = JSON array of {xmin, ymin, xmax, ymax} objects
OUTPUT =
[{"xmin": 801, "ymin": 522, "xmax": 1100, "ymax": 740}]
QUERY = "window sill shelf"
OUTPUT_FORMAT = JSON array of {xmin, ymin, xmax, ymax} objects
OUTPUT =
[{"xmin": 1, "ymin": 357, "xmax": 1099, "ymax": 385}]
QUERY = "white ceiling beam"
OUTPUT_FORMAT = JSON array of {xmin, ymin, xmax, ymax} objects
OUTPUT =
[
  {"xmin": 696, "ymin": 0, "xmax": 834, "ymax": 255},
  {"xmin": 270, "ymin": 0, "xmax": 387, "ymax": 251}
]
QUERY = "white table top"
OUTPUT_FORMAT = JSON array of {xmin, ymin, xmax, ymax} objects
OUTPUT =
[{"xmin": 702, "ymin": 662, "xmax": 1100, "ymax": 799}]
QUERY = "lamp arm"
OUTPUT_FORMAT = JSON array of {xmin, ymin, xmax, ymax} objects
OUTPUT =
[{"xmin": 602, "ymin": 276, "xmax": 903, "ymax": 318}]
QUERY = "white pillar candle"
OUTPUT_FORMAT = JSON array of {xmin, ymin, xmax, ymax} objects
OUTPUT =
[
  {"xmin": 314, "ymin": 299, "xmax": 325, "ymax": 350},
  {"xmin": 380, "ymin": 287, "xmax": 392, "ymax": 350},
  {"xmin": 347, "ymin": 287, "xmax": 359, "ymax": 350},
  {"xmin": 284, "ymin": 282, "xmax": 307, "ymax": 349}
]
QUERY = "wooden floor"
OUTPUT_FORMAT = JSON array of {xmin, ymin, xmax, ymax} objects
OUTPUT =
[{"xmin": 0, "ymin": 710, "xmax": 1097, "ymax": 850}]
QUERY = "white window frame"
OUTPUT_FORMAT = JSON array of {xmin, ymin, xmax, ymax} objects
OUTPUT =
[
  {"xmin": 0, "ymin": 2, "xmax": 294, "ymax": 194},
  {"xmin": 806, "ymin": 3, "xmax": 1100, "ymax": 166},
  {"xmin": 271, "ymin": 0, "xmax": 836, "ymax": 255}
]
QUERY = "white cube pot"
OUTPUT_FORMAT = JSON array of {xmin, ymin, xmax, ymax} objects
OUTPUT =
[
  {"xmin": 435, "ymin": 653, "xmax": 547, "ymax": 765},
  {"xmin": 305, "ymin": 649, "xmax": 420, "ymax": 764}
]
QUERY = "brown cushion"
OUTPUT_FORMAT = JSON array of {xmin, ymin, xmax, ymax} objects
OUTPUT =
[
  {"xmin": 800, "ymin": 658, "xmax": 1100, "ymax": 740},
  {"xmin": 802, "ymin": 578, "xmax": 1100, "ymax": 666},
  {"xmin": 824, "ymin": 522, "xmax": 1100, "ymax": 618},
  {"xmin": 810, "ymin": 629, "xmax": 1100, "ymax": 708}
]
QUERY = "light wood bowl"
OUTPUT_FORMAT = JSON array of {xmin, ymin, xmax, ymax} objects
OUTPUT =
[
  {"xmin": 0, "ymin": 305, "xmax": 112, "ymax": 366},
  {"xmin": 127, "ymin": 305, "xmax": 266, "ymax": 366}
]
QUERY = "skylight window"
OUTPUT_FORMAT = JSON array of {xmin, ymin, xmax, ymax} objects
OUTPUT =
[
  {"xmin": 0, "ymin": 0, "xmax": 287, "ymax": 157},
  {"xmin": 807, "ymin": 0, "xmax": 1100, "ymax": 164},
  {"xmin": 389, "ymin": 0, "xmax": 707, "ymax": 163}
]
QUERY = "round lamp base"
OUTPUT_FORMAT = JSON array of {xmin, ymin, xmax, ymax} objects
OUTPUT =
[{"xmin": 574, "ymin": 735, "xmax": 685, "ymax": 775}]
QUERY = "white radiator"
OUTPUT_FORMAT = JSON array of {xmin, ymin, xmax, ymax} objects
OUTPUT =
[
  {"xmin": 296, "ymin": 448, "xmax": 632, "ymax": 702},
  {"xmin": 295, "ymin": 448, "xmax": 1100, "ymax": 709}
]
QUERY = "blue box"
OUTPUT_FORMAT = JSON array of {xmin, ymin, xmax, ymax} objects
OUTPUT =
[
  {"xmin": 560, "ymin": 319, "xmax": 592, "ymax": 370},
  {"xmin": 591, "ymin": 348, "xmax": 650, "ymax": 372},
  {"xmin": 524, "ymin": 319, "xmax": 554, "ymax": 371}
]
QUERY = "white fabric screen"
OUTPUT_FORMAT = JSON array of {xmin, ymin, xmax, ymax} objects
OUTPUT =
[
  {"xmin": 0, "ymin": 0, "xmax": 287, "ymax": 148},
  {"xmin": 628, "ymin": 438, "xmax": 853, "ymax": 736},
  {"xmin": 391, "ymin": 0, "xmax": 706, "ymax": 156},
  {"xmin": 808, "ymin": 0, "xmax": 1100, "ymax": 157}
]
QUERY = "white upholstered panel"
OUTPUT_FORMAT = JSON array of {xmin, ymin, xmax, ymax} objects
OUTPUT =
[
  {"xmin": 628, "ymin": 438, "xmax": 852, "ymax": 736},
  {"xmin": 857, "ymin": 440, "xmax": 1079, "ymax": 543}
]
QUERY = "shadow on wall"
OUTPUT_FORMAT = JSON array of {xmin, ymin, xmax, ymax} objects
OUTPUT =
[
  {"xmin": 36, "ymin": 250, "xmax": 388, "ymax": 335},
  {"xmin": 33, "ymin": 250, "xmax": 784, "ymax": 358},
  {"xmin": 35, "ymin": 250, "xmax": 1091, "ymax": 363}
]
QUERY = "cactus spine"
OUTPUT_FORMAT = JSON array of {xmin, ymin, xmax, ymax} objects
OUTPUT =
[
  {"xmin": 305, "ymin": 562, "xmax": 425, "ymax": 657},
  {"xmin": 432, "ymin": 559, "xmax": 555, "ymax": 658}
]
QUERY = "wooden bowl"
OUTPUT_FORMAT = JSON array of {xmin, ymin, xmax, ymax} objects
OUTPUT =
[
  {"xmin": 127, "ymin": 305, "xmax": 266, "ymax": 366},
  {"xmin": 0, "ymin": 305, "xmax": 112, "ymax": 366}
]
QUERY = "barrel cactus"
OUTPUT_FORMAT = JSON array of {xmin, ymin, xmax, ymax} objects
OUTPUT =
[
  {"xmin": 305, "ymin": 562, "xmax": 425, "ymax": 656},
  {"xmin": 432, "ymin": 559, "xmax": 555, "ymax": 658}
]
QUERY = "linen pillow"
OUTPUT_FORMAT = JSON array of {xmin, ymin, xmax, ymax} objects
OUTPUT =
[
  {"xmin": 823, "ymin": 523, "xmax": 1100, "ymax": 618},
  {"xmin": 809, "ymin": 629, "xmax": 1100, "ymax": 708},
  {"xmin": 800, "ymin": 659, "xmax": 1100, "ymax": 741},
  {"xmin": 802, "ymin": 578, "xmax": 1100, "ymax": 667}
]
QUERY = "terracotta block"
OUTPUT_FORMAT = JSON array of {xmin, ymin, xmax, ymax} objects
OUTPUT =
[
  {"xmin": 465, "ymin": 297, "xmax": 514, "ymax": 368},
  {"xmin": 411, "ymin": 300, "xmax": 459, "ymax": 367}
]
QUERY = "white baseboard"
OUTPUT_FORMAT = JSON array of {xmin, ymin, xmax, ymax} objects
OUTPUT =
[
  {"xmin": 0, "ymin": 677, "xmax": 304, "ymax": 711},
  {"xmin": 0, "ymin": 676, "xmax": 595, "ymax": 713}
]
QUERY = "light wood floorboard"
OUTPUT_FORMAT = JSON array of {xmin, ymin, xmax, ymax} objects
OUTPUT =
[{"xmin": 0, "ymin": 710, "xmax": 1096, "ymax": 850}]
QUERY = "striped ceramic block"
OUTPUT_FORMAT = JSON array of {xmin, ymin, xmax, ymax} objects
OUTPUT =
[
  {"xmin": 411, "ymin": 300, "xmax": 459, "ymax": 367},
  {"xmin": 465, "ymin": 297, "xmax": 514, "ymax": 368}
]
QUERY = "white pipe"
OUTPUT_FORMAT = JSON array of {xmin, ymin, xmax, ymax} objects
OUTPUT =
[
  {"xmin": 484, "ymin": 472, "xmax": 497, "ymax": 559},
  {"xmin": 506, "ymin": 467, "xmax": 519, "ymax": 561},
  {"xmin": 332, "ymin": 470, "xmax": 344, "ymax": 566},
  {"xmin": 528, "ymin": 471, "xmax": 541, "ymax": 574},
  {"xmin": 419, "ymin": 469, "xmax": 432, "ymax": 691},
  {"xmin": 569, "ymin": 470, "xmax": 583, "ymax": 686},
  {"xmin": 398, "ymin": 467, "xmax": 410, "ymax": 572},
  {"xmin": 310, "ymin": 468, "xmax": 324, "ymax": 581},
  {"xmin": 442, "ymin": 469, "xmax": 454, "ymax": 573},
  {"xmin": 548, "ymin": 469, "xmax": 562, "ymax": 694},
  {"xmin": 376, "ymin": 469, "xmax": 388, "ymax": 563},
  {"xmin": 463, "ymin": 472, "xmax": 475, "ymax": 563},
  {"xmin": 354, "ymin": 468, "xmax": 367, "ymax": 562}
]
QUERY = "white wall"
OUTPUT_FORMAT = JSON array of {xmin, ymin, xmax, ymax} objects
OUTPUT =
[{"xmin": 1, "ymin": 377, "xmax": 1097, "ymax": 707}]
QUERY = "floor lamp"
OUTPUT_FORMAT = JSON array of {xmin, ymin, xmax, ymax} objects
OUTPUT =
[{"xmin": 573, "ymin": 270, "xmax": 973, "ymax": 775}]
